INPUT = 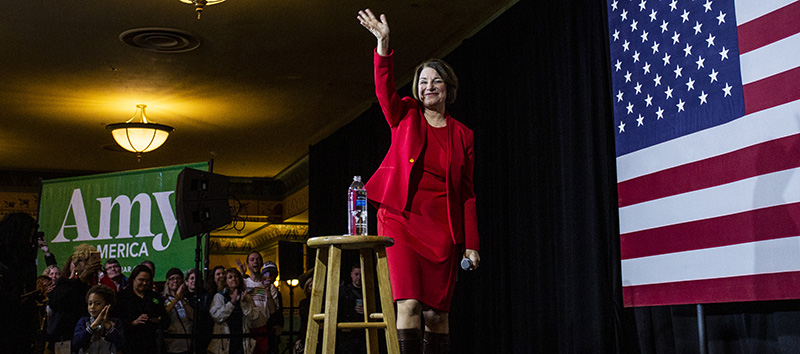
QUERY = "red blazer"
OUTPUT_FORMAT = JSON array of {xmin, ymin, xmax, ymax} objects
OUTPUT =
[{"xmin": 365, "ymin": 50, "xmax": 479, "ymax": 251}]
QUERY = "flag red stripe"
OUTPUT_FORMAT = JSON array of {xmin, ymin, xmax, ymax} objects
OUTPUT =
[
  {"xmin": 622, "ymin": 271, "xmax": 800, "ymax": 307},
  {"xmin": 743, "ymin": 66, "xmax": 800, "ymax": 115},
  {"xmin": 617, "ymin": 132, "xmax": 800, "ymax": 208},
  {"xmin": 620, "ymin": 202, "xmax": 800, "ymax": 259},
  {"xmin": 737, "ymin": 1, "xmax": 800, "ymax": 54},
  {"xmin": 616, "ymin": 1, "xmax": 800, "ymax": 308}
]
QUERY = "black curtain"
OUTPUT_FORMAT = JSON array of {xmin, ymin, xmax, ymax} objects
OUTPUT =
[{"xmin": 308, "ymin": 1, "xmax": 800, "ymax": 353}]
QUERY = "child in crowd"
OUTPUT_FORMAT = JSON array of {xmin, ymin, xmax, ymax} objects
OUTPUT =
[{"xmin": 72, "ymin": 285, "xmax": 124, "ymax": 354}]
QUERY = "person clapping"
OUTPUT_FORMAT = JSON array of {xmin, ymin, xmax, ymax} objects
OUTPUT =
[
  {"xmin": 209, "ymin": 268, "xmax": 261, "ymax": 354},
  {"xmin": 72, "ymin": 285, "xmax": 124, "ymax": 354},
  {"xmin": 114, "ymin": 264, "xmax": 169, "ymax": 353}
]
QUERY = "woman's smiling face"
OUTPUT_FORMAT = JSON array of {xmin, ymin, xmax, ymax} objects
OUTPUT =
[
  {"xmin": 186, "ymin": 272, "xmax": 196, "ymax": 292},
  {"xmin": 417, "ymin": 67, "xmax": 447, "ymax": 110},
  {"xmin": 48, "ymin": 267, "xmax": 60, "ymax": 281},
  {"xmin": 167, "ymin": 274, "xmax": 183, "ymax": 293},
  {"xmin": 226, "ymin": 272, "xmax": 239, "ymax": 290}
]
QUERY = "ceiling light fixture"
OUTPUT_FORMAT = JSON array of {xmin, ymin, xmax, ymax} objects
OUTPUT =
[
  {"xmin": 107, "ymin": 104, "xmax": 174, "ymax": 161},
  {"xmin": 179, "ymin": 0, "xmax": 227, "ymax": 19}
]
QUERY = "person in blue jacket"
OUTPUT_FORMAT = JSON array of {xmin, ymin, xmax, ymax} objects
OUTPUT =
[{"xmin": 72, "ymin": 284, "xmax": 124, "ymax": 354}]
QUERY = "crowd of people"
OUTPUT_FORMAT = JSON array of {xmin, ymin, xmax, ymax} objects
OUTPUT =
[{"xmin": 1, "ymin": 212, "xmax": 307, "ymax": 354}]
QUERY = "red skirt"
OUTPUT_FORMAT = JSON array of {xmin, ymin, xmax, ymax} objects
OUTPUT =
[{"xmin": 378, "ymin": 205, "xmax": 458, "ymax": 312}]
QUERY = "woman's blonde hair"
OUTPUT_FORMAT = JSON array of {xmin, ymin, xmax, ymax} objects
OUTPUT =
[
  {"xmin": 42, "ymin": 265, "xmax": 59, "ymax": 277},
  {"xmin": 71, "ymin": 243, "xmax": 96, "ymax": 263}
]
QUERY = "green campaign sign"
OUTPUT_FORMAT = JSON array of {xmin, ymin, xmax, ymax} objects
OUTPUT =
[{"xmin": 37, "ymin": 162, "xmax": 208, "ymax": 281}]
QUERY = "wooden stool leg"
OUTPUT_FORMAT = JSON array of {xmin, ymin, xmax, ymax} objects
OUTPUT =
[
  {"xmin": 305, "ymin": 246, "xmax": 329, "ymax": 354},
  {"xmin": 360, "ymin": 248, "xmax": 379, "ymax": 354},
  {"xmin": 376, "ymin": 246, "xmax": 400, "ymax": 354},
  {"xmin": 321, "ymin": 244, "xmax": 342, "ymax": 354}
]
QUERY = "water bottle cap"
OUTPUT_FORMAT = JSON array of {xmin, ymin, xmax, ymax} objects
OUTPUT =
[{"xmin": 354, "ymin": 175, "xmax": 361, "ymax": 182}]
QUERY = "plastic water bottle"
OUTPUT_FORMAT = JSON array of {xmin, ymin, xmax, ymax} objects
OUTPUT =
[{"xmin": 348, "ymin": 176, "xmax": 368, "ymax": 235}]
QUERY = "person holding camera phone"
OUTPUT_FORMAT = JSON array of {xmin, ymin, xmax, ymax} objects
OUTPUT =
[
  {"xmin": 36, "ymin": 231, "xmax": 59, "ymax": 268},
  {"xmin": 114, "ymin": 264, "xmax": 169, "ymax": 353}
]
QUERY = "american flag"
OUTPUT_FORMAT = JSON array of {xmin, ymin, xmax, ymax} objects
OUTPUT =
[{"xmin": 608, "ymin": 0, "xmax": 800, "ymax": 307}]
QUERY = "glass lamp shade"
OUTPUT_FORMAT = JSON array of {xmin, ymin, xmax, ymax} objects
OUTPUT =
[
  {"xmin": 108, "ymin": 123, "xmax": 173, "ymax": 153},
  {"xmin": 178, "ymin": 0, "xmax": 227, "ymax": 5},
  {"xmin": 107, "ymin": 104, "xmax": 174, "ymax": 156}
]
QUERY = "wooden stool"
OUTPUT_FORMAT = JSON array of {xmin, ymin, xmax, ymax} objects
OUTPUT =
[{"xmin": 304, "ymin": 235, "xmax": 400, "ymax": 354}]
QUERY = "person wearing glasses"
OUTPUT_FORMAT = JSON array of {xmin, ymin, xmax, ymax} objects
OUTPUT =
[
  {"xmin": 99, "ymin": 259, "xmax": 127, "ymax": 292},
  {"xmin": 163, "ymin": 267, "xmax": 194, "ymax": 354}
]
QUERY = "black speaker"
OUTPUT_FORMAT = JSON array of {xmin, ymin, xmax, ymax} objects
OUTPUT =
[
  {"xmin": 278, "ymin": 241, "xmax": 304, "ymax": 280},
  {"xmin": 176, "ymin": 168, "xmax": 231, "ymax": 240}
]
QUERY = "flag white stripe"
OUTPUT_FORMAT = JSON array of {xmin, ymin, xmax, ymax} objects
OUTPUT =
[
  {"xmin": 619, "ymin": 166, "xmax": 800, "ymax": 234},
  {"xmin": 740, "ymin": 32, "xmax": 800, "ymax": 84},
  {"xmin": 735, "ymin": 0, "xmax": 797, "ymax": 26},
  {"xmin": 616, "ymin": 100, "xmax": 800, "ymax": 182},
  {"xmin": 622, "ymin": 236, "xmax": 800, "ymax": 286}
]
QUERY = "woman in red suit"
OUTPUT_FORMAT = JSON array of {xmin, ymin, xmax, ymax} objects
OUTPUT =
[{"xmin": 358, "ymin": 9, "xmax": 481, "ymax": 354}]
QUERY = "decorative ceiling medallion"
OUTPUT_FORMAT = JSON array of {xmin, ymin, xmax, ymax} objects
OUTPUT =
[{"xmin": 119, "ymin": 28, "xmax": 200, "ymax": 53}]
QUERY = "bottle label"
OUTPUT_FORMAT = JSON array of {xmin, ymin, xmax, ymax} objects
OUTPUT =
[{"xmin": 348, "ymin": 183, "xmax": 367, "ymax": 235}]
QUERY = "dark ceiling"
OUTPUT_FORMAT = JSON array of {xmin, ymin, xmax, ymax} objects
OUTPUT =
[{"xmin": 0, "ymin": 0, "xmax": 515, "ymax": 178}]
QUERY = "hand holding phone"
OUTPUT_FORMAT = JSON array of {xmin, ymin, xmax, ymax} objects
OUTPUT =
[{"xmin": 89, "ymin": 251, "xmax": 101, "ymax": 265}]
